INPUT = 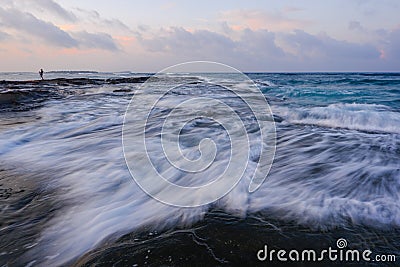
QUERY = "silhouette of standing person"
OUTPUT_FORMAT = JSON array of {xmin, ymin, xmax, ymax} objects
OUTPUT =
[{"xmin": 39, "ymin": 69, "xmax": 44, "ymax": 80}]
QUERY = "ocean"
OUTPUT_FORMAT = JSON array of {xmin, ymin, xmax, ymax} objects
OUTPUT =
[{"xmin": 0, "ymin": 71, "xmax": 399, "ymax": 266}]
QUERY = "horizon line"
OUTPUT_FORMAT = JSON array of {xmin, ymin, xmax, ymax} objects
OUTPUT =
[{"xmin": 1, "ymin": 70, "xmax": 400, "ymax": 74}]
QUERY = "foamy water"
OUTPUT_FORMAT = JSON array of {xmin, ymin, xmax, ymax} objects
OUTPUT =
[{"xmin": 0, "ymin": 72, "xmax": 399, "ymax": 265}]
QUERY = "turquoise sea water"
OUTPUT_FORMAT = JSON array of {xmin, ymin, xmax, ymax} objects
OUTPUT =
[{"xmin": 0, "ymin": 72, "xmax": 399, "ymax": 266}]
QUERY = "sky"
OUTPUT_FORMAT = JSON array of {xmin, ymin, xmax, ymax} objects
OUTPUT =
[{"xmin": 0, "ymin": 0, "xmax": 399, "ymax": 72}]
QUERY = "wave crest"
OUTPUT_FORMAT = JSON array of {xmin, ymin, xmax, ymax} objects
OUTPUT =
[{"xmin": 275, "ymin": 103, "xmax": 400, "ymax": 134}]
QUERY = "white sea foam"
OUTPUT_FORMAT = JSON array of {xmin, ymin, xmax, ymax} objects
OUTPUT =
[
  {"xmin": 0, "ymin": 80, "xmax": 399, "ymax": 265},
  {"xmin": 274, "ymin": 103, "xmax": 400, "ymax": 134}
]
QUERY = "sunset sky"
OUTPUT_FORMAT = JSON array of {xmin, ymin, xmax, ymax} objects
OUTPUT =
[{"xmin": 0, "ymin": 0, "xmax": 399, "ymax": 72}]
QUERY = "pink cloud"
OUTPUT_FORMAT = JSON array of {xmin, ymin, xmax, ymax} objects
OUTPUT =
[
  {"xmin": 114, "ymin": 35, "xmax": 136, "ymax": 47},
  {"xmin": 60, "ymin": 47, "xmax": 89, "ymax": 55},
  {"xmin": 57, "ymin": 24, "xmax": 78, "ymax": 31},
  {"xmin": 379, "ymin": 49, "xmax": 386, "ymax": 59},
  {"xmin": 219, "ymin": 9, "xmax": 311, "ymax": 32}
]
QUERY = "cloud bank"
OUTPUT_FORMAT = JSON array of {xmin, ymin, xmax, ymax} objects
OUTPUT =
[
  {"xmin": 137, "ymin": 25, "xmax": 390, "ymax": 71},
  {"xmin": 0, "ymin": 7, "xmax": 77, "ymax": 47},
  {"xmin": 0, "ymin": 1, "xmax": 398, "ymax": 71},
  {"xmin": 35, "ymin": 0, "xmax": 77, "ymax": 22},
  {"xmin": 0, "ymin": 3, "xmax": 119, "ymax": 51}
]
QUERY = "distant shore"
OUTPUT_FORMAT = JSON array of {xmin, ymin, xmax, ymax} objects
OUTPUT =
[{"xmin": 0, "ymin": 76, "xmax": 150, "ymax": 86}]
